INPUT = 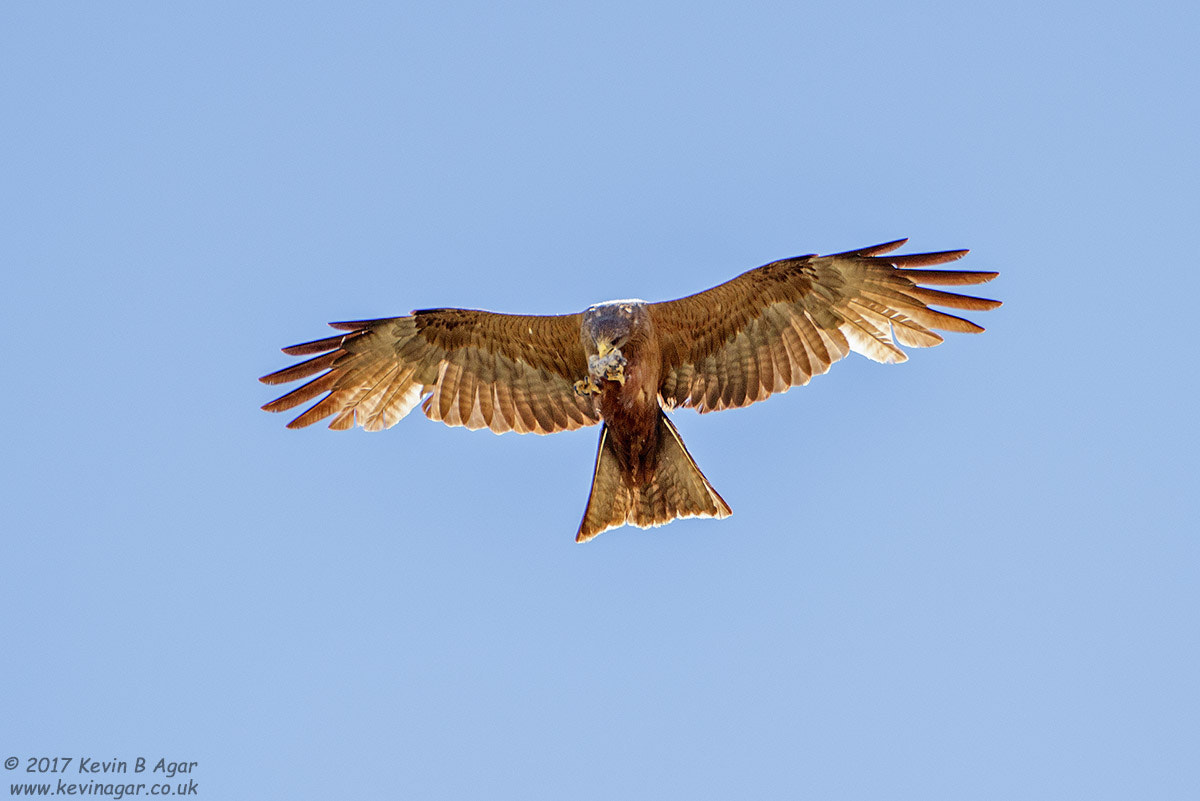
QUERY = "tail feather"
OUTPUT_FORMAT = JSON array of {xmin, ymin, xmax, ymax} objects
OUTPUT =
[{"xmin": 576, "ymin": 412, "xmax": 731, "ymax": 542}]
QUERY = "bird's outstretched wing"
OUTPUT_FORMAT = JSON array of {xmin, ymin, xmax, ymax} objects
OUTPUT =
[
  {"xmin": 260, "ymin": 309, "xmax": 600, "ymax": 434},
  {"xmin": 649, "ymin": 239, "xmax": 1001, "ymax": 413}
]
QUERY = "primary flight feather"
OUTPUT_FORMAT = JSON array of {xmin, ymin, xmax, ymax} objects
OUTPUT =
[{"xmin": 260, "ymin": 239, "xmax": 1000, "ymax": 541}]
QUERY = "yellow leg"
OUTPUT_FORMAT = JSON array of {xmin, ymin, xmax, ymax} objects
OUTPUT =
[{"xmin": 574, "ymin": 376, "xmax": 601, "ymax": 397}]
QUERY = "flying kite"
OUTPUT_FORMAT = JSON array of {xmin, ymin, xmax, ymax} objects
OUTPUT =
[{"xmin": 260, "ymin": 239, "xmax": 1000, "ymax": 542}]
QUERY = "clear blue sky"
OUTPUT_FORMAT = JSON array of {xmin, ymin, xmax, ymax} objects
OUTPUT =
[{"xmin": 3, "ymin": 2, "xmax": 1197, "ymax": 799}]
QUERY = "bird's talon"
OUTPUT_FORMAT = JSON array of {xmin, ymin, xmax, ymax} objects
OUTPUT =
[{"xmin": 574, "ymin": 377, "xmax": 601, "ymax": 397}]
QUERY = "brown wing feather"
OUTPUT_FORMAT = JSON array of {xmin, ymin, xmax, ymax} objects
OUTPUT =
[
  {"xmin": 260, "ymin": 310, "xmax": 600, "ymax": 434},
  {"xmin": 649, "ymin": 239, "xmax": 1001, "ymax": 413}
]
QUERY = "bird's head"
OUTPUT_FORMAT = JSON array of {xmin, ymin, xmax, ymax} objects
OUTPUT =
[{"xmin": 582, "ymin": 299, "xmax": 648, "ymax": 356}]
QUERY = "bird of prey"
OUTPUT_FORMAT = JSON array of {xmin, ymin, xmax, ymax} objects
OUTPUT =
[{"xmin": 260, "ymin": 239, "xmax": 1000, "ymax": 542}]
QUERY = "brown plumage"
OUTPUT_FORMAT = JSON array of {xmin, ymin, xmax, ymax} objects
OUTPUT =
[{"xmin": 260, "ymin": 239, "xmax": 1000, "ymax": 541}]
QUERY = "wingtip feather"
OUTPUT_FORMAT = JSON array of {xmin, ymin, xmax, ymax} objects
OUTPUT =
[
  {"xmin": 832, "ymin": 238, "xmax": 909, "ymax": 257},
  {"xmin": 328, "ymin": 318, "xmax": 395, "ymax": 331},
  {"xmin": 895, "ymin": 268, "xmax": 999, "ymax": 286}
]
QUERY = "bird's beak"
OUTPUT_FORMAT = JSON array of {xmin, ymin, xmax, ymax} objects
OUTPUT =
[{"xmin": 597, "ymin": 340, "xmax": 614, "ymax": 357}]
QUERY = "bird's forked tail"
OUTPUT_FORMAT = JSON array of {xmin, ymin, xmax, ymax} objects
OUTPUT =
[{"xmin": 576, "ymin": 411, "xmax": 731, "ymax": 542}]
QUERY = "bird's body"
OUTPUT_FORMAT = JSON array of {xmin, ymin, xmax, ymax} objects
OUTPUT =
[
  {"xmin": 583, "ymin": 300, "xmax": 661, "ymax": 481},
  {"xmin": 260, "ymin": 239, "xmax": 1000, "ymax": 541},
  {"xmin": 572, "ymin": 299, "xmax": 730, "ymax": 539}
]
